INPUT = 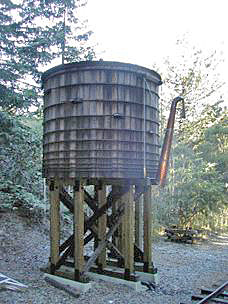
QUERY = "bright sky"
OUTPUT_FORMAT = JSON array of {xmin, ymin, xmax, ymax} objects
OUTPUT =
[{"xmin": 80, "ymin": 0, "xmax": 228, "ymax": 100}]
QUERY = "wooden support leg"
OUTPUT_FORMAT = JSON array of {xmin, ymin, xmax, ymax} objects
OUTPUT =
[
  {"xmin": 81, "ymin": 203, "xmax": 125, "ymax": 276},
  {"xmin": 112, "ymin": 185, "xmax": 123, "ymax": 249},
  {"xmin": 143, "ymin": 186, "xmax": 153, "ymax": 273},
  {"xmin": 49, "ymin": 179, "xmax": 60, "ymax": 274},
  {"xmin": 112, "ymin": 186, "xmax": 122, "ymax": 257},
  {"xmin": 74, "ymin": 180, "xmax": 84, "ymax": 281},
  {"xmin": 123, "ymin": 186, "xmax": 134, "ymax": 280},
  {"xmin": 135, "ymin": 193, "xmax": 143, "ymax": 251},
  {"xmin": 97, "ymin": 182, "xmax": 107, "ymax": 272},
  {"xmin": 93, "ymin": 185, "xmax": 99, "ymax": 252}
]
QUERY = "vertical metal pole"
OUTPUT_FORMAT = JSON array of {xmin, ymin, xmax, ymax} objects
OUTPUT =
[{"xmin": 143, "ymin": 78, "xmax": 146, "ymax": 178}]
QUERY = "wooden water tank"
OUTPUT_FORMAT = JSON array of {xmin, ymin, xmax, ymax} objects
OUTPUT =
[{"xmin": 42, "ymin": 61, "xmax": 162, "ymax": 183}]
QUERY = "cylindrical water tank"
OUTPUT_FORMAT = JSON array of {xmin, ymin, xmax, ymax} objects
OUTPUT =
[{"xmin": 42, "ymin": 61, "xmax": 162, "ymax": 182}]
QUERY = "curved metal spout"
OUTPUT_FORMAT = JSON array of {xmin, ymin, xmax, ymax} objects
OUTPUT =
[{"xmin": 156, "ymin": 96, "xmax": 184, "ymax": 187}]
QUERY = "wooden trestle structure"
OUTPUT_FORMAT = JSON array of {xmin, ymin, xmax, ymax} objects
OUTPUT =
[{"xmin": 48, "ymin": 179, "xmax": 156, "ymax": 282}]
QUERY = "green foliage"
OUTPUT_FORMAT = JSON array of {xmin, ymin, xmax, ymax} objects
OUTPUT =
[
  {"xmin": 0, "ymin": 112, "xmax": 43, "ymax": 210},
  {"xmin": 155, "ymin": 103, "xmax": 227, "ymax": 230},
  {"xmin": 157, "ymin": 38, "xmax": 224, "ymax": 129},
  {"xmin": 0, "ymin": 180, "xmax": 42, "ymax": 209},
  {"xmin": 0, "ymin": 0, "xmax": 95, "ymax": 114},
  {"xmin": 0, "ymin": 0, "xmax": 96, "ymax": 217},
  {"xmin": 154, "ymin": 38, "xmax": 227, "ymax": 232}
]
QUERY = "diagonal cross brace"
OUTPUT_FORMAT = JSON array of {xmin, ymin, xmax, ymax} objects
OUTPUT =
[
  {"xmin": 59, "ymin": 187, "xmax": 142, "ymax": 262},
  {"xmin": 81, "ymin": 204, "xmax": 125, "ymax": 276}
]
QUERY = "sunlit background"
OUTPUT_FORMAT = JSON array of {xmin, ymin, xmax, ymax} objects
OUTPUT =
[{"xmin": 79, "ymin": 0, "xmax": 228, "ymax": 100}]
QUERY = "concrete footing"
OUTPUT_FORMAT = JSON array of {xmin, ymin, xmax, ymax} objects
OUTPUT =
[
  {"xmin": 42, "ymin": 265, "xmax": 159, "ymax": 293},
  {"xmin": 87, "ymin": 272, "xmax": 148, "ymax": 292},
  {"xmin": 44, "ymin": 273, "xmax": 92, "ymax": 292},
  {"xmin": 135, "ymin": 271, "xmax": 159, "ymax": 285}
]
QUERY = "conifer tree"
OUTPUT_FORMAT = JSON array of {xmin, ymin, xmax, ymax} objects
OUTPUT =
[{"xmin": 0, "ymin": 0, "xmax": 95, "ymax": 114}]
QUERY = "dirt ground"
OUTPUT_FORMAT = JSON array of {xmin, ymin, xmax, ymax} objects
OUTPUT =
[{"xmin": 0, "ymin": 211, "xmax": 227, "ymax": 304}]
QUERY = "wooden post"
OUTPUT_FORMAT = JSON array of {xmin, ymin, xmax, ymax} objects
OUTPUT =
[
  {"xmin": 111, "ymin": 185, "xmax": 118, "ymax": 247},
  {"xmin": 135, "ymin": 193, "xmax": 143, "ymax": 250},
  {"xmin": 93, "ymin": 185, "xmax": 99, "ymax": 252},
  {"xmin": 74, "ymin": 180, "xmax": 84, "ymax": 281},
  {"xmin": 123, "ymin": 186, "xmax": 134, "ymax": 280},
  {"xmin": 112, "ymin": 186, "xmax": 122, "ymax": 257},
  {"xmin": 49, "ymin": 179, "xmax": 60, "ymax": 274},
  {"xmin": 97, "ymin": 182, "xmax": 107, "ymax": 271},
  {"xmin": 82, "ymin": 203, "xmax": 124, "ymax": 276},
  {"xmin": 143, "ymin": 186, "xmax": 153, "ymax": 273}
]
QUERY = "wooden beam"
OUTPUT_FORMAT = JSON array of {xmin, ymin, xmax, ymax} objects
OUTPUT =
[
  {"xmin": 97, "ymin": 183, "xmax": 107, "ymax": 271},
  {"xmin": 106, "ymin": 241, "xmax": 124, "ymax": 265},
  {"xmin": 59, "ymin": 187, "xmax": 74, "ymax": 213},
  {"xmin": 111, "ymin": 185, "xmax": 118, "ymax": 247},
  {"xmin": 81, "ymin": 204, "xmax": 124, "ymax": 276},
  {"xmin": 143, "ymin": 186, "xmax": 153, "ymax": 272},
  {"xmin": 135, "ymin": 193, "xmax": 143, "ymax": 251},
  {"xmin": 93, "ymin": 185, "xmax": 99, "ymax": 252},
  {"xmin": 84, "ymin": 189, "xmax": 98, "ymax": 212},
  {"xmin": 74, "ymin": 180, "xmax": 84, "ymax": 281},
  {"xmin": 111, "ymin": 186, "xmax": 124, "ymax": 256},
  {"xmin": 123, "ymin": 186, "xmax": 134, "ymax": 280},
  {"xmin": 60, "ymin": 187, "xmax": 97, "ymax": 213},
  {"xmin": 49, "ymin": 179, "xmax": 60, "ymax": 274}
]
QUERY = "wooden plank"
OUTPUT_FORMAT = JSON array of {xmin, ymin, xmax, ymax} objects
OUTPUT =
[
  {"xmin": 97, "ymin": 183, "xmax": 107, "ymax": 270},
  {"xmin": 123, "ymin": 186, "xmax": 134, "ymax": 280},
  {"xmin": 135, "ymin": 192, "xmax": 143, "ymax": 251},
  {"xmin": 119, "ymin": 188, "xmax": 125, "ymax": 256},
  {"xmin": 74, "ymin": 180, "xmax": 84, "ymax": 281},
  {"xmin": 110, "ymin": 186, "xmax": 126, "ymax": 257},
  {"xmin": 82, "ymin": 204, "xmax": 125, "ymax": 276},
  {"xmin": 49, "ymin": 179, "xmax": 60, "ymax": 274},
  {"xmin": 84, "ymin": 189, "xmax": 98, "ymax": 212},
  {"xmin": 93, "ymin": 185, "xmax": 99, "ymax": 252},
  {"xmin": 111, "ymin": 185, "xmax": 118, "ymax": 247},
  {"xmin": 106, "ymin": 241, "xmax": 124, "ymax": 265},
  {"xmin": 143, "ymin": 186, "xmax": 152, "ymax": 272}
]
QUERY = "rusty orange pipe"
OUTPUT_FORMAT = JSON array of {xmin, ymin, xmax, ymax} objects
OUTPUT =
[{"xmin": 156, "ymin": 96, "xmax": 184, "ymax": 187}]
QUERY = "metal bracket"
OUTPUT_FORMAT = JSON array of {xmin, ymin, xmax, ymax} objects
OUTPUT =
[
  {"xmin": 49, "ymin": 180, "xmax": 55, "ymax": 191},
  {"xmin": 74, "ymin": 181, "xmax": 80, "ymax": 192},
  {"xmin": 44, "ymin": 88, "xmax": 51, "ymax": 95},
  {"xmin": 112, "ymin": 113, "xmax": 124, "ymax": 119},
  {"xmin": 70, "ymin": 98, "xmax": 83, "ymax": 104}
]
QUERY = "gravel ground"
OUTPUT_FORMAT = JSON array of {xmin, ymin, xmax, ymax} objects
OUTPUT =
[{"xmin": 0, "ymin": 211, "xmax": 227, "ymax": 304}]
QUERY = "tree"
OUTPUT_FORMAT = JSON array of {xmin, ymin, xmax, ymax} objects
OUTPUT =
[
  {"xmin": 155, "ymin": 104, "xmax": 227, "ymax": 230},
  {"xmin": 156, "ymin": 38, "xmax": 225, "ymax": 140},
  {"xmin": 153, "ymin": 39, "xmax": 227, "ymax": 231},
  {"xmin": 0, "ymin": 0, "xmax": 96, "ymax": 213},
  {"xmin": 0, "ymin": 111, "xmax": 43, "ymax": 210},
  {"xmin": 0, "ymin": 0, "xmax": 95, "ymax": 114}
]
